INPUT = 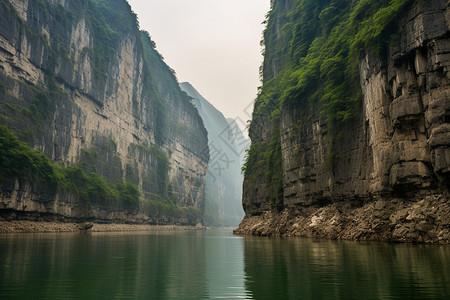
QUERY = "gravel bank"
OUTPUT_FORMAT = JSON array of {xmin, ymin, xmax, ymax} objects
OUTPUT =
[{"xmin": 0, "ymin": 221, "xmax": 205, "ymax": 233}]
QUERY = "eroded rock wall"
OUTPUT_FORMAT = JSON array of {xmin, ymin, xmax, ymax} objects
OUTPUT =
[
  {"xmin": 238, "ymin": 0, "xmax": 449, "ymax": 242},
  {"xmin": 0, "ymin": 0, "xmax": 208, "ymax": 223},
  {"xmin": 0, "ymin": 180, "xmax": 200, "ymax": 225}
]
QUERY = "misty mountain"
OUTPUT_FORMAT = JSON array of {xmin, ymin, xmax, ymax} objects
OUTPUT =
[{"xmin": 180, "ymin": 82, "xmax": 248, "ymax": 227}]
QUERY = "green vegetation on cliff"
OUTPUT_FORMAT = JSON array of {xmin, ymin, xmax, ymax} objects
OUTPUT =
[
  {"xmin": 0, "ymin": 124, "xmax": 58, "ymax": 186},
  {"xmin": 0, "ymin": 124, "xmax": 140, "ymax": 205},
  {"xmin": 257, "ymin": 0, "xmax": 414, "ymax": 120},
  {"xmin": 244, "ymin": 0, "xmax": 415, "ymax": 202}
]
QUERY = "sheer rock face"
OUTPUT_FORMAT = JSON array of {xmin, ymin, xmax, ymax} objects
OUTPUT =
[
  {"xmin": 239, "ymin": 0, "xmax": 449, "ymax": 242},
  {"xmin": 0, "ymin": 0, "xmax": 208, "ymax": 223},
  {"xmin": 360, "ymin": 0, "xmax": 450, "ymax": 196}
]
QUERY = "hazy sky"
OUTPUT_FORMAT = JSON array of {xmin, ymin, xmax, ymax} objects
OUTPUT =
[{"xmin": 127, "ymin": 0, "xmax": 271, "ymax": 131}]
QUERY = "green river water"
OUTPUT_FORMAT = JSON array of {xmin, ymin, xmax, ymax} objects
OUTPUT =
[{"xmin": 0, "ymin": 229, "xmax": 448, "ymax": 299}]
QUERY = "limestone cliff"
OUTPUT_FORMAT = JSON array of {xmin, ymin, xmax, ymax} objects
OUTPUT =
[
  {"xmin": 236, "ymin": 0, "xmax": 450, "ymax": 243},
  {"xmin": 180, "ymin": 82, "xmax": 247, "ymax": 226},
  {"xmin": 0, "ymin": 0, "xmax": 208, "ymax": 224}
]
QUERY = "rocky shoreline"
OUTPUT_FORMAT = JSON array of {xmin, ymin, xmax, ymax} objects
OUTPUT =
[
  {"xmin": 234, "ymin": 195, "xmax": 450, "ymax": 244},
  {"xmin": 0, "ymin": 221, "xmax": 206, "ymax": 234}
]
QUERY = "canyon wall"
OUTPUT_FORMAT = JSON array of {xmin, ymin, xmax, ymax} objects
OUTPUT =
[
  {"xmin": 0, "ymin": 0, "xmax": 208, "ymax": 224},
  {"xmin": 236, "ymin": 0, "xmax": 450, "ymax": 243}
]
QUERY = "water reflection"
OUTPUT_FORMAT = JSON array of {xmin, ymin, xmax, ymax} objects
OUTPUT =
[
  {"xmin": 243, "ymin": 237, "xmax": 450, "ymax": 299},
  {"xmin": 0, "ymin": 230, "xmax": 250, "ymax": 299},
  {"xmin": 1, "ymin": 231, "xmax": 449, "ymax": 299},
  {"xmin": 204, "ymin": 231, "xmax": 252, "ymax": 299}
]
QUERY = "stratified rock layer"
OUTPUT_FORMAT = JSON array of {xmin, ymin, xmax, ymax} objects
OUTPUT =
[{"xmin": 237, "ymin": 0, "xmax": 450, "ymax": 243}]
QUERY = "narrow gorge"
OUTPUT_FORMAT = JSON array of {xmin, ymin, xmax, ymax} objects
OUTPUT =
[
  {"xmin": 0, "ymin": 0, "xmax": 209, "ymax": 225},
  {"xmin": 235, "ymin": 0, "xmax": 450, "ymax": 243},
  {"xmin": 180, "ymin": 82, "xmax": 247, "ymax": 227}
]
